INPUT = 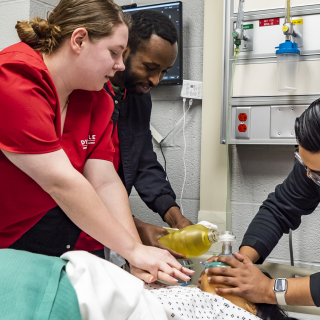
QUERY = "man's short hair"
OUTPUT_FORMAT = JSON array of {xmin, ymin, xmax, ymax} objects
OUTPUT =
[
  {"xmin": 127, "ymin": 10, "xmax": 178, "ymax": 54},
  {"xmin": 295, "ymin": 98, "xmax": 320, "ymax": 153}
]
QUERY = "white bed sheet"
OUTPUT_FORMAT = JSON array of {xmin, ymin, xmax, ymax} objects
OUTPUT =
[{"xmin": 61, "ymin": 251, "xmax": 166, "ymax": 320}]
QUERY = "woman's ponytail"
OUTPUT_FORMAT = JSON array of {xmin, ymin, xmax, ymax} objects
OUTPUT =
[
  {"xmin": 15, "ymin": 17, "xmax": 62, "ymax": 54},
  {"xmin": 14, "ymin": 0, "xmax": 130, "ymax": 55}
]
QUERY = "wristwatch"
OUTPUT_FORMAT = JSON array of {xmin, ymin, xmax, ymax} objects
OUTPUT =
[{"xmin": 273, "ymin": 278, "xmax": 287, "ymax": 305}]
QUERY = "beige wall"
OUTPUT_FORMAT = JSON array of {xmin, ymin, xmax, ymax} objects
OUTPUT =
[{"xmin": 199, "ymin": 0, "xmax": 228, "ymax": 243}]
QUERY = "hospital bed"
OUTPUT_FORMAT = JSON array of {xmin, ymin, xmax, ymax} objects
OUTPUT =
[{"xmin": 185, "ymin": 254, "xmax": 320, "ymax": 319}]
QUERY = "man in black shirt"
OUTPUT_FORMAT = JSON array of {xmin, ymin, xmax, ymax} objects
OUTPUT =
[
  {"xmin": 204, "ymin": 98, "xmax": 320, "ymax": 307},
  {"xmin": 106, "ymin": 10, "xmax": 192, "ymax": 259}
]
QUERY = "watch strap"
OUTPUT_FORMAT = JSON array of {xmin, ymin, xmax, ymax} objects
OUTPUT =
[{"xmin": 275, "ymin": 290, "xmax": 287, "ymax": 306}]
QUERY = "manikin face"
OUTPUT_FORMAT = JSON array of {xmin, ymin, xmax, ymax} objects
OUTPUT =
[
  {"xmin": 75, "ymin": 24, "xmax": 128, "ymax": 91},
  {"xmin": 200, "ymin": 273, "xmax": 257, "ymax": 315},
  {"xmin": 121, "ymin": 34, "xmax": 178, "ymax": 93}
]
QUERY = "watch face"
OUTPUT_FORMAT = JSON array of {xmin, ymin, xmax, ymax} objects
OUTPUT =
[{"xmin": 274, "ymin": 279, "xmax": 287, "ymax": 292}]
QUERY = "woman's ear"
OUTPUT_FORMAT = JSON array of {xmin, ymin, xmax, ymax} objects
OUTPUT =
[
  {"xmin": 246, "ymin": 302, "xmax": 257, "ymax": 315},
  {"xmin": 70, "ymin": 28, "xmax": 89, "ymax": 53}
]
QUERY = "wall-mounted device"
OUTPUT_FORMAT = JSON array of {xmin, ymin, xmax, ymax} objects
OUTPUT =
[
  {"xmin": 123, "ymin": 1, "xmax": 183, "ymax": 85},
  {"xmin": 221, "ymin": 0, "xmax": 320, "ymax": 145},
  {"xmin": 276, "ymin": 0, "xmax": 301, "ymax": 92},
  {"xmin": 180, "ymin": 80, "xmax": 203, "ymax": 99},
  {"xmin": 232, "ymin": 0, "xmax": 249, "ymax": 53}
]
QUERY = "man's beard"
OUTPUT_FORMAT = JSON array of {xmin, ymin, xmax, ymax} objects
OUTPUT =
[
  {"xmin": 121, "ymin": 55, "xmax": 154, "ymax": 94},
  {"xmin": 121, "ymin": 56, "xmax": 140, "ymax": 93}
]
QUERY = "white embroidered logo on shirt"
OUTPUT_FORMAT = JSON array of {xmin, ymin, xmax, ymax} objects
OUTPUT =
[{"xmin": 81, "ymin": 135, "xmax": 96, "ymax": 150}]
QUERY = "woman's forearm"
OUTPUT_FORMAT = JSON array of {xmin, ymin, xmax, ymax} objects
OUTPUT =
[
  {"xmin": 83, "ymin": 159, "xmax": 141, "ymax": 244},
  {"xmin": 93, "ymin": 179, "xmax": 142, "ymax": 244},
  {"xmin": 2, "ymin": 149, "xmax": 139, "ymax": 261},
  {"xmin": 49, "ymin": 170, "xmax": 140, "ymax": 259}
]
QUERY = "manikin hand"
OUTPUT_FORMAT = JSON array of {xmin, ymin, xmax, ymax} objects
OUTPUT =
[
  {"xmin": 134, "ymin": 218, "xmax": 188, "ymax": 259},
  {"xmin": 204, "ymin": 253, "xmax": 275, "ymax": 304}
]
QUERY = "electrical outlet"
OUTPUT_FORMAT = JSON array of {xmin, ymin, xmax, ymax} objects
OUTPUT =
[
  {"xmin": 180, "ymin": 80, "xmax": 203, "ymax": 99},
  {"xmin": 238, "ymin": 124, "xmax": 247, "ymax": 132},
  {"xmin": 235, "ymin": 107, "xmax": 251, "ymax": 139},
  {"xmin": 238, "ymin": 113, "xmax": 247, "ymax": 122}
]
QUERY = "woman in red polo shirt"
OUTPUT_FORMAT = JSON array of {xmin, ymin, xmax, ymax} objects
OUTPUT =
[{"xmin": 0, "ymin": 0, "xmax": 192, "ymax": 284}]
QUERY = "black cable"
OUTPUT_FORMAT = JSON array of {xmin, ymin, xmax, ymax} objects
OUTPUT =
[
  {"xmin": 289, "ymin": 229, "xmax": 294, "ymax": 266},
  {"xmin": 159, "ymin": 142, "xmax": 170, "ymax": 184},
  {"xmin": 289, "ymin": 145, "xmax": 297, "ymax": 267}
]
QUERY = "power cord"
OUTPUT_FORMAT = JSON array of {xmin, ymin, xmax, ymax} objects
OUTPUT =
[
  {"xmin": 158, "ymin": 98, "xmax": 194, "ymax": 213},
  {"xmin": 179, "ymin": 98, "xmax": 193, "ymax": 215},
  {"xmin": 161, "ymin": 101, "xmax": 193, "ymax": 144},
  {"xmin": 159, "ymin": 141, "xmax": 170, "ymax": 184}
]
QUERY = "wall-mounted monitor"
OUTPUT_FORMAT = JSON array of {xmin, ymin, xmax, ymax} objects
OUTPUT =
[{"xmin": 123, "ymin": 1, "xmax": 183, "ymax": 85}]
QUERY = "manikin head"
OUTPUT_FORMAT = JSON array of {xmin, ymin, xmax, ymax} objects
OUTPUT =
[
  {"xmin": 112, "ymin": 10, "xmax": 178, "ymax": 93},
  {"xmin": 295, "ymin": 98, "xmax": 320, "ymax": 182},
  {"xmin": 200, "ymin": 271, "xmax": 257, "ymax": 314},
  {"xmin": 15, "ymin": 0, "xmax": 131, "ymax": 91},
  {"xmin": 199, "ymin": 270, "xmax": 298, "ymax": 320}
]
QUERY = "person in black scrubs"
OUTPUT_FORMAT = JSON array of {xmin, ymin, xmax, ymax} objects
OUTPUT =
[
  {"xmin": 104, "ymin": 10, "xmax": 193, "ymax": 259},
  {"xmin": 203, "ymin": 98, "xmax": 320, "ymax": 307}
]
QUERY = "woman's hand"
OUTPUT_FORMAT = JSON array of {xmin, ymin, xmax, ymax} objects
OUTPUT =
[
  {"xmin": 127, "ymin": 243, "xmax": 194, "ymax": 284},
  {"xmin": 205, "ymin": 253, "xmax": 275, "ymax": 304},
  {"xmin": 129, "ymin": 265, "xmax": 192, "ymax": 284}
]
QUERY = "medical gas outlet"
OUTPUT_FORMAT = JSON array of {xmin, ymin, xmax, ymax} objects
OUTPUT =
[
  {"xmin": 235, "ymin": 107, "xmax": 251, "ymax": 139},
  {"xmin": 232, "ymin": 0, "xmax": 254, "ymax": 53}
]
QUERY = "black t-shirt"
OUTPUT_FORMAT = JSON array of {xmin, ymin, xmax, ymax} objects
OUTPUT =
[{"xmin": 241, "ymin": 161, "xmax": 320, "ymax": 306}]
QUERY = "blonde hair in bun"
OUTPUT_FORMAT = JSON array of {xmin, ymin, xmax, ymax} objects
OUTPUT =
[{"xmin": 15, "ymin": 0, "xmax": 131, "ymax": 54}]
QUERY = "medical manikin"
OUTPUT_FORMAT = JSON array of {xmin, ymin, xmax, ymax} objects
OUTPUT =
[{"xmin": 62, "ymin": 233, "xmax": 297, "ymax": 320}]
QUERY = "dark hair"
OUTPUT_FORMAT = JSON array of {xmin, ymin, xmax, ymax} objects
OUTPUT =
[
  {"xmin": 295, "ymin": 98, "xmax": 320, "ymax": 153},
  {"xmin": 127, "ymin": 10, "xmax": 178, "ymax": 54},
  {"xmin": 16, "ymin": 0, "xmax": 131, "ymax": 54},
  {"xmin": 256, "ymin": 271, "xmax": 299, "ymax": 320}
]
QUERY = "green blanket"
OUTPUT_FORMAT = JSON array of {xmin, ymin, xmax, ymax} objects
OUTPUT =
[{"xmin": 0, "ymin": 249, "xmax": 82, "ymax": 320}]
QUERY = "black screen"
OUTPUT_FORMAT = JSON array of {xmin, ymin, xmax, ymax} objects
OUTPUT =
[{"xmin": 123, "ymin": 1, "xmax": 182, "ymax": 85}]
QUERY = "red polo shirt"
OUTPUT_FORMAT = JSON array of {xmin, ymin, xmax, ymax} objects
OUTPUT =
[
  {"xmin": 0, "ymin": 42, "xmax": 115, "ymax": 249},
  {"xmin": 74, "ymin": 82, "xmax": 125, "ymax": 251}
]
